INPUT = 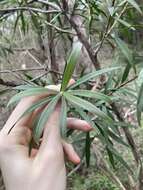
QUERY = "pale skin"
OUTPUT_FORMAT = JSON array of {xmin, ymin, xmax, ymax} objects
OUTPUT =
[{"xmin": 0, "ymin": 81, "xmax": 92, "ymax": 190}]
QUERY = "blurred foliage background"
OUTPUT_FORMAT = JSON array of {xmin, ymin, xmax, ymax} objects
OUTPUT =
[{"xmin": 0, "ymin": 0, "xmax": 143, "ymax": 190}]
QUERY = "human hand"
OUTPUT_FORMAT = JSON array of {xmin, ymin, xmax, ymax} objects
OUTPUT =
[{"xmin": 0, "ymin": 84, "xmax": 92, "ymax": 190}]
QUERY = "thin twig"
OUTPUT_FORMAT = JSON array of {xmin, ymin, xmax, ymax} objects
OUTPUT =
[
  {"xmin": 44, "ymin": 21, "xmax": 75, "ymax": 35},
  {"xmin": 30, "ymin": 71, "xmax": 49, "ymax": 82},
  {"xmin": 109, "ymin": 75, "xmax": 138, "ymax": 95},
  {"xmin": 95, "ymin": 2, "xmax": 128, "ymax": 54},
  {"xmin": 37, "ymin": 0, "xmax": 60, "ymax": 10},
  {"xmin": 26, "ymin": 50, "xmax": 43, "ymax": 66},
  {"xmin": 106, "ymin": 3, "xmax": 128, "ymax": 37},
  {"xmin": 0, "ymin": 67, "xmax": 45, "ymax": 73},
  {"xmin": 67, "ymin": 161, "xmax": 83, "ymax": 177},
  {"xmin": 0, "ymin": 7, "xmax": 61, "ymax": 15}
]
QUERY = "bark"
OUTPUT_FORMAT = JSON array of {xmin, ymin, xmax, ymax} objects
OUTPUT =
[
  {"xmin": 62, "ymin": 0, "xmax": 100, "ymax": 70},
  {"xmin": 111, "ymin": 103, "xmax": 143, "ymax": 190}
]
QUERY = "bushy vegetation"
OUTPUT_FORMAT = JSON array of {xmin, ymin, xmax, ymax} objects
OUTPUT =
[{"xmin": 0, "ymin": 0, "xmax": 143, "ymax": 189}]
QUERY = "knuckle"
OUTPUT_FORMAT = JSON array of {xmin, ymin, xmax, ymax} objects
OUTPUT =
[{"xmin": 42, "ymin": 148, "xmax": 63, "ymax": 163}]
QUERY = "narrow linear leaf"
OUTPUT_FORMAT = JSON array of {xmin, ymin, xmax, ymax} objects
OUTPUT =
[
  {"xmin": 68, "ymin": 89, "xmax": 112, "ymax": 102},
  {"xmin": 7, "ymin": 96, "xmax": 53, "ymax": 135},
  {"xmin": 61, "ymin": 42, "xmax": 82, "ymax": 91},
  {"xmin": 76, "ymin": 108, "xmax": 95, "ymax": 128},
  {"xmin": 115, "ymin": 37, "xmax": 133, "ymax": 65},
  {"xmin": 7, "ymin": 87, "xmax": 57, "ymax": 106},
  {"xmin": 69, "ymin": 67, "xmax": 120, "ymax": 89},
  {"xmin": 20, "ymin": 12, "xmax": 26, "ymax": 35},
  {"xmin": 64, "ymin": 92, "xmax": 113, "ymax": 123},
  {"xmin": 137, "ymin": 83, "xmax": 143, "ymax": 125},
  {"xmin": 85, "ymin": 132, "xmax": 91, "ymax": 167},
  {"xmin": 108, "ymin": 146, "xmax": 133, "ymax": 174},
  {"xmin": 106, "ymin": 147, "xmax": 115, "ymax": 169},
  {"xmin": 60, "ymin": 96, "xmax": 67, "ymax": 138},
  {"xmin": 108, "ymin": 130, "xmax": 129, "ymax": 147},
  {"xmin": 19, "ymin": 96, "xmax": 53, "ymax": 121},
  {"xmin": 33, "ymin": 94, "xmax": 61, "ymax": 143},
  {"xmin": 121, "ymin": 63, "xmax": 131, "ymax": 83},
  {"xmin": 113, "ymin": 121, "xmax": 133, "ymax": 128},
  {"xmin": 116, "ymin": 18, "xmax": 135, "ymax": 30},
  {"xmin": 126, "ymin": 0, "xmax": 142, "ymax": 14}
]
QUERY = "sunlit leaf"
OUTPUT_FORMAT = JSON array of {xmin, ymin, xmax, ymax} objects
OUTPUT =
[{"xmin": 61, "ymin": 42, "xmax": 82, "ymax": 91}]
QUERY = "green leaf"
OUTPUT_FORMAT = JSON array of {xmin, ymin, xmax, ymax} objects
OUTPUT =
[
  {"xmin": 76, "ymin": 108, "xmax": 95, "ymax": 128},
  {"xmin": 19, "ymin": 96, "xmax": 53, "ymax": 120},
  {"xmin": 7, "ymin": 87, "xmax": 57, "ymax": 106},
  {"xmin": 64, "ymin": 92, "xmax": 113, "ymax": 123},
  {"xmin": 33, "ymin": 94, "xmax": 61, "ymax": 143},
  {"xmin": 61, "ymin": 42, "xmax": 82, "ymax": 91},
  {"xmin": 13, "ymin": 14, "xmax": 20, "ymax": 34},
  {"xmin": 116, "ymin": 18, "xmax": 135, "ymax": 30},
  {"xmin": 108, "ymin": 145, "xmax": 133, "ymax": 173},
  {"xmin": 106, "ymin": 147, "xmax": 115, "ymax": 169},
  {"xmin": 7, "ymin": 96, "xmax": 54, "ymax": 135},
  {"xmin": 121, "ymin": 63, "xmax": 131, "ymax": 83},
  {"xmin": 20, "ymin": 12, "xmax": 26, "ymax": 35},
  {"xmin": 126, "ymin": 0, "xmax": 142, "ymax": 14},
  {"xmin": 137, "ymin": 83, "xmax": 143, "ymax": 125},
  {"xmin": 60, "ymin": 96, "xmax": 67, "ymax": 138},
  {"xmin": 85, "ymin": 132, "xmax": 91, "ymax": 167},
  {"xmin": 108, "ymin": 130, "xmax": 129, "ymax": 147},
  {"xmin": 68, "ymin": 90, "xmax": 112, "ymax": 102},
  {"xmin": 69, "ymin": 67, "xmax": 120, "ymax": 89},
  {"xmin": 115, "ymin": 37, "xmax": 133, "ymax": 65}
]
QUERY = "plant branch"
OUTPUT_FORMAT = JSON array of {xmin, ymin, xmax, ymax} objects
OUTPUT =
[
  {"xmin": 44, "ymin": 21, "xmax": 75, "ymax": 35},
  {"xmin": 37, "ymin": 0, "xmax": 60, "ymax": 10},
  {"xmin": 95, "ymin": 2, "xmax": 128, "ymax": 54},
  {"xmin": 109, "ymin": 75, "xmax": 138, "ymax": 95},
  {"xmin": 111, "ymin": 103, "xmax": 140, "ymax": 165},
  {"xmin": 61, "ymin": 1, "xmax": 100, "ymax": 70},
  {"xmin": 0, "ymin": 7, "xmax": 61, "ymax": 15}
]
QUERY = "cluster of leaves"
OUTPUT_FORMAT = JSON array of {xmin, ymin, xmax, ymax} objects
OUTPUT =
[
  {"xmin": 0, "ymin": 0, "xmax": 143, "ymax": 180},
  {"xmin": 7, "ymin": 42, "xmax": 134, "ymax": 172}
]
